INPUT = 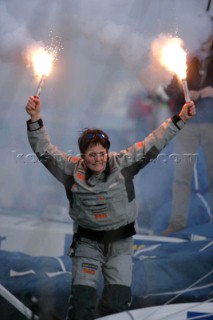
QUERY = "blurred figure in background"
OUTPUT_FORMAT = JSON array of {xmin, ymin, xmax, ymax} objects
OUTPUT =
[
  {"xmin": 128, "ymin": 91, "xmax": 155, "ymax": 140},
  {"xmin": 162, "ymin": 32, "xmax": 213, "ymax": 236},
  {"xmin": 128, "ymin": 87, "xmax": 170, "ymax": 139}
]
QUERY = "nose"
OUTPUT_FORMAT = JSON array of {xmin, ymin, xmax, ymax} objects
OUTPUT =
[{"xmin": 95, "ymin": 154, "xmax": 102, "ymax": 161}]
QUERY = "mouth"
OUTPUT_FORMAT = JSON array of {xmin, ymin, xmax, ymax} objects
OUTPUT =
[
  {"xmin": 92, "ymin": 162, "xmax": 105, "ymax": 169},
  {"xmin": 93, "ymin": 163, "xmax": 104, "ymax": 167}
]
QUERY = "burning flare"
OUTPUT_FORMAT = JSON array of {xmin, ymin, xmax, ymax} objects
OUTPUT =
[
  {"xmin": 25, "ymin": 35, "xmax": 62, "ymax": 97},
  {"xmin": 158, "ymin": 37, "xmax": 187, "ymax": 79},
  {"xmin": 26, "ymin": 46, "xmax": 55, "ymax": 97},
  {"xmin": 31, "ymin": 47, "xmax": 54, "ymax": 77},
  {"xmin": 155, "ymin": 35, "xmax": 190, "ymax": 103}
]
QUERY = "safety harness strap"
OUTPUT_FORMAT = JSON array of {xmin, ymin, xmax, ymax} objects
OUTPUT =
[{"xmin": 77, "ymin": 222, "xmax": 135, "ymax": 243}]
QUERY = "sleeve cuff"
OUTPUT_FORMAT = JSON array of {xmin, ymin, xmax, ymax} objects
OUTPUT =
[
  {"xmin": 171, "ymin": 115, "xmax": 185, "ymax": 130},
  {"xmin": 27, "ymin": 118, "xmax": 43, "ymax": 131}
]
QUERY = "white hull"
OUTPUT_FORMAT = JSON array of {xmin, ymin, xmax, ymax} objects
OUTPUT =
[{"xmin": 98, "ymin": 302, "xmax": 213, "ymax": 319}]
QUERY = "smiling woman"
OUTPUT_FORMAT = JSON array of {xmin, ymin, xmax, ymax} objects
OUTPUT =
[
  {"xmin": 84, "ymin": 144, "xmax": 108, "ymax": 175},
  {"xmin": 78, "ymin": 128, "xmax": 111, "ymax": 175},
  {"xmin": 0, "ymin": 2, "xmax": 212, "ymax": 319},
  {"xmin": 25, "ymin": 94, "xmax": 195, "ymax": 319},
  {"xmin": 78, "ymin": 128, "xmax": 111, "ymax": 157}
]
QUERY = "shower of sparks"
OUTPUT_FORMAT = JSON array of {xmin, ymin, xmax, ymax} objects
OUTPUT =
[{"xmin": 25, "ymin": 31, "xmax": 64, "ymax": 96}]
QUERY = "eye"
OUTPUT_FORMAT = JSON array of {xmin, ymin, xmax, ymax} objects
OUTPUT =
[
  {"xmin": 87, "ymin": 151, "xmax": 107, "ymax": 158},
  {"xmin": 100, "ymin": 152, "xmax": 106, "ymax": 157},
  {"xmin": 89, "ymin": 152, "xmax": 96, "ymax": 158}
]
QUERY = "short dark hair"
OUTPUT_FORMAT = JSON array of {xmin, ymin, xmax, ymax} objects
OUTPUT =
[{"xmin": 78, "ymin": 128, "xmax": 110, "ymax": 156}]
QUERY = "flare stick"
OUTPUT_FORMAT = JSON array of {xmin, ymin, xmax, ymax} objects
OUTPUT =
[
  {"xmin": 182, "ymin": 78, "xmax": 192, "ymax": 116},
  {"xmin": 182, "ymin": 79, "xmax": 190, "ymax": 102},
  {"xmin": 35, "ymin": 74, "xmax": 46, "ymax": 97}
]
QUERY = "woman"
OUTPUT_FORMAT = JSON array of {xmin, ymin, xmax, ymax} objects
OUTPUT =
[{"xmin": 26, "ymin": 95, "xmax": 195, "ymax": 319}]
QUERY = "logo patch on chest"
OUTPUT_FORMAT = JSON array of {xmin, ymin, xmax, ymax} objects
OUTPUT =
[{"xmin": 94, "ymin": 213, "xmax": 107, "ymax": 219}]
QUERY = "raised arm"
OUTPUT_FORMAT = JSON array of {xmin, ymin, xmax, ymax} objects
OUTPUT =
[
  {"xmin": 25, "ymin": 96, "xmax": 78, "ymax": 188},
  {"xmin": 113, "ymin": 101, "xmax": 196, "ymax": 175}
]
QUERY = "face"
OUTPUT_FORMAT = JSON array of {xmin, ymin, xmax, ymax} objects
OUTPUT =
[{"xmin": 84, "ymin": 143, "xmax": 108, "ymax": 175}]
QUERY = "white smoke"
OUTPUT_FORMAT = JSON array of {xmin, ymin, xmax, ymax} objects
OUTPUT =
[
  {"xmin": 0, "ymin": 2, "xmax": 40, "ymax": 63},
  {"xmin": 0, "ymin": 0, "xmax": 212, "ymax": 87},
  {"xmin": 0, "ymin": 0, "xmax": 212, "ymax": 214},
  {"xmin": 50, "ymin": 0, "xmax": 212, "ymax": 91}
]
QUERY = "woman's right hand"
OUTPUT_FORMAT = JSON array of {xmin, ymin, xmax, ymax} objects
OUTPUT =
[
  {"xmin": 25, "ymin": 96, "xmax": 41, "ymax": 122},
  {"xmin": 179, "ymin": 100, "xmax": 196, "ymax": 122}
]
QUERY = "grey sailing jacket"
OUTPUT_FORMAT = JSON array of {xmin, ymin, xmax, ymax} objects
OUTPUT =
[{"xmin": 27, "ymin": 117, "xmax": 184, "ymax": 231}]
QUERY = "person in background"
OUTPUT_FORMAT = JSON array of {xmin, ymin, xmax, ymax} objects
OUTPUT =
[
  {"xmin": 25, "ymin": 95, "xmax": 195, "ymax": 319},
  {"xmin": 128, "ymin": 92, "xmax": 155, "ymax": 140},
  {"xmin": 162, "ymin": 33, "xmax": 213, "ymax": 236}
]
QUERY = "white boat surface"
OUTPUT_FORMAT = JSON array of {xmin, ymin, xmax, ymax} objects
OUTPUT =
[{"xmin": 98, "ymin": 302, "xmax": 213, "ymax": 319}]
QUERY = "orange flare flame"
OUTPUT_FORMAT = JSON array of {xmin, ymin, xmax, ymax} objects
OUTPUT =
[
  {"xmin": 158, "ymin": 37, "xmax": 187, "ymax": 80},
  {"xmin": 31, "ymin": 47, "xmax": 54, "ymax": 77}
]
